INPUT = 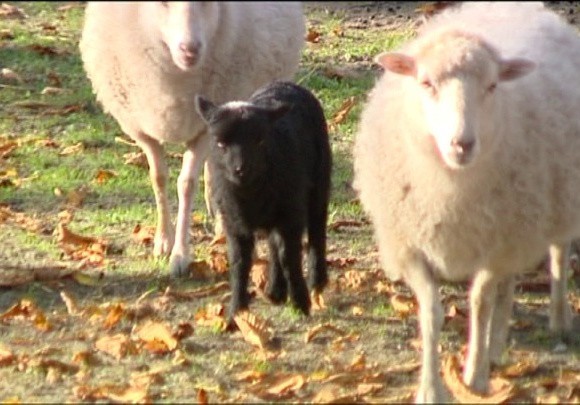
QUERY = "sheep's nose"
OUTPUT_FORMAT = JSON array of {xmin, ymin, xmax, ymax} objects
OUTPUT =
[
  {"xmin": 451, "ymin": 138, "xmax": 475, "ymax": 155},
  {"xmin": 179, "ymin": 41, "xmax": 200, "ymax": 59},
  {"xmin": 235, "ymin": 166, "xmax": 244, "ymax": 177}
]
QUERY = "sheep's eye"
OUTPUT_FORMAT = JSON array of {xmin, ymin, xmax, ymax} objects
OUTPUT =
[
  {"xmin": 487, "ymin": 83, "xmax": 497, "ymax": 93},
  {"xmin": 216, "ymin": 141, "xmax": 226, "ymax": 150}
]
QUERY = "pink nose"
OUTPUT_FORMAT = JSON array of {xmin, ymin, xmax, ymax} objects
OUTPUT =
[{"xmin": 179, "ymin": 41, "xmax": 201, "ymax": 60}]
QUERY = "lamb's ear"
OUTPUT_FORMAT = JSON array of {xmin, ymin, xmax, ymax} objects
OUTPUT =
[
  {"xmin": 498, "ymin": 58, "xmax": 535, "ymax": 81},
  {"xmin": 194, "ymin": 95, "xmax": 218, "ymax": 124},
  {"xmin": 375, "ymin": 52, "xmax": 417, "ymax": 77},
  {"xmin": 264, "ymin": 102, "xmax": 291, "ymax": 122}
]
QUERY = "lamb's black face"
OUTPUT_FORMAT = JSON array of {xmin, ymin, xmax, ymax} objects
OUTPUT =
[{"xmin": 208, "ymin": 108, "xmax": 272, "ymax": 186}]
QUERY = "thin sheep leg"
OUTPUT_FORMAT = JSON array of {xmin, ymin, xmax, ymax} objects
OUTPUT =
[
  {"xmin": 548, "ymin": 243, "xmax": 573, "ymax": 334},
  {"xmin": 463, "ymin": 269, "xmax": 498, "ymax": 393},
  {"xmin": 170, "ymin": 134, "xmax": 210, "ymax": 277},
  {"xmin": 203, "ymin": 160, "xmax": 225, "ymax": 238},
  {"xmin": 488, "ymin": 274, "xmax": 515, "ymax": 365},
  {"xmin": 134, "ymin": 133, "xmax": 174, "ymax": 257},
  {"xmin": 403, "ymin": 257, "xmax": 446, "ymax": 403}
]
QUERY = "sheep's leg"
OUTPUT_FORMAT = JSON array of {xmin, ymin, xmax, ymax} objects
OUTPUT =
[
  {"xmin": 203, "ymin": 160, "xmax": 225, "ymax": 238},
  {"xmin": 306, "ymin": 190, "xmax": 329, "ymax": 293},
  {"xmin": 488, "ymin": 275, "xmax": 515, "ymax": 365},
  {"xmin": 134, "ymin": 133, "xmax": 174, "ymax": 257},
  {"xmin": 275, "ymin": 228, "xmax": 311, "ymax": 315},
  {"xmin": 265, "ymin": 233, "xmax": 288, "ymax": 304},
  {"xmin": 170, "ymin": 135, "xmax": 210, "ymax": 277},
  {"xmin": 463, "ymin": 269, "xmax": 497, "ymax": 393},
  {"xmin": 548, "ymin": 243, "xmax": 573, "ymax": 334},
  {"xmin": 403, "ymin": 257, "xmax": 446, "ymax": 403},
  {"xmin": 226, "ymin": 232, "xmax": 255, "ymax": 325}
]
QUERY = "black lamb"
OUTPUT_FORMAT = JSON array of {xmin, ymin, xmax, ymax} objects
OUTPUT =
[{"xmin": 194, "ymin": 81, "xmax": 332, "ymax": 325}]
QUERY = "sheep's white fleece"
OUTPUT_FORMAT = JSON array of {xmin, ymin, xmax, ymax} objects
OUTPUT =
[
  {"xmin": 80, "ymin": 2, "xmax": 304, "ymax": 144},
  {"xmin": 355, "ymin": 2, "xmax": 580, "ymax": 283}
]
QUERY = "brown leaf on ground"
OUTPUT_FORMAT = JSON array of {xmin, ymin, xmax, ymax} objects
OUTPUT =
[
  {"xmin": 59, "ymin": 142, "xmax": 84, "ymax": 156},
  {"xmin": 306, "ymin": 27, "xmax": 321, "ymax": 43},
  {"xmin": 0, "ymin": 28, "xmax": 14, "ymax": 40},
  {"xmin": 95, "ymin": 334, "xmax": 136, "ymax": 360},
  {"xmin": 188, "ymin": 260, "xmax": 213, "ymax": 280},
  {"xmin": 135, "ymin": 320, "xmax": 178, "ymax": 352},
  {"xmin": 209, "ymin": 250, "xmax": 229, "ymax": 274},
  {"xmin": 328, "ymin": 219, "xmax": 365, "ymax": 232},
  {"xmin": 64, "ymin": 187, "xmax": 89, "ymax": 208},
  {"xmin": 498, "ymin": 358, "xmax": 539, "ymax": 378},
  {"xmin": 94, "ymin": 169, "xmax": 117, "ymax": 184},
  {"xmin": 391, "ymin": 294, "xmax": 417, "ymax": 319},
  {"xmin": 209, "ymin": 234, "xmax": 226, "ymax": 246},
  {"xmin": 131, "ymin": 224, "xmax": 155, "ymax": 246},
  {"xmin": 305, "ymin": 322, "xmax": 345, "ymax": 343},
  {"xmin": 250, "ymin": 258, "xmax": 268, "ymax": 291},
  {"xmin": 25, "ymin": 44, "xmax": 68, "ymax": 57},
  {"xmin": 442, "ymin": 354, "xmax": 517, "ymax": 404},
  {"xmin": 234, "ymin": 310, "xmax": 273, "ymax": 350},
  {"xmin": 266, "ymin": 374, "xmax": 306, "ymax": 395},
  {"xmin": 0, "ymin": 4, "xmax": 27, "ymax": 19},
  {"xmin": 166, "ymin": 281, "xmax": 230, "ymax": 300},
  {"xmin": 326, "ymin": 256, "xmax": 357, "ymax": 269},
  {"xmin": 197, "ymin": 388, "xmax": 208, "ymax": 405},
  {"xmin": 0, "ymin": 139, "xmax": 18, "ymax": 158},
  {"xmin": 103, "ymin": 303, "xmax": 125, "ymax": 330},
  {"xmin": 322, "ymin": 65, "xmax": 361, "ymax": 81},
  {"xmin": 0, "ymin": 299, "xmax": 51, "ymax": 331},
  {"xmin": 60, "ymin": 291, "xmax": 80, "ymax": 315},
  {"xmin": 1, "ymin": 68, "xmax": 23, "ymax": 83},
  {"xmin": 311, "ymin": 290, "xmax": 326, "ymax": 311},
  {"xmin": 234, "ymin": 369, "xmax": 267, "ymax": 383},
  {"xmin": 73, "ymin": 384, "xmax": 149, "ymax": 403},
  {"xmin": 0, "ymin": 344, "xmax": 15, "ymax": 366},
  {"xmin": 194, "ymin": 303, "xmax": 227, "ymax": 331},
  {"xmin": 331, "ymin": 96, "xmax": 356, "ymax": 126},
  {"xmin": 123, "ymin": 151, "xmax": 149, "ymax": 169},
  {"xmin": 172, "ymin": 321, "xmax": 194, "ymax": 341}
]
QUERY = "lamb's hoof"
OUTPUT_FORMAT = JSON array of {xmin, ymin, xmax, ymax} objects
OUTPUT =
[{"xmin": 169, "ymin": 255, "xmax": 191, "ymax": 278}]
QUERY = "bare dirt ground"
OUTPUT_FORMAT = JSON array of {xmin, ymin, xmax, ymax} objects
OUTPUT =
[{"xmin": 1, "ymin": 2, "xmax": 579, "ymax": 403}]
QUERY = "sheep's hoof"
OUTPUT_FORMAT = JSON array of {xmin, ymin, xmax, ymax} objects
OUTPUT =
[
  {"xmin": 415, "ymin": 382, "xmax": 447, "ymax": 403},
  {"xmin": 169, "ymin": 255, "xmax": 191, "ymax": 278}
]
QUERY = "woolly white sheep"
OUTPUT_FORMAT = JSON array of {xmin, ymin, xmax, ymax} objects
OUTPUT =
[
  {"xmin": 353, "ymin": 2, "xmax": 579, "ymax": 402},
  {"xmin": 79, "ymin": 2, "xmax": 305, "ymax": 277}
]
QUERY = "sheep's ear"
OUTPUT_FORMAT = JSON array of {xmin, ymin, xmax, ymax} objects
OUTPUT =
[
  {"xmin": 498, "ymin": 58, "xmax": 535, "ymax": 81},
  {"xmin": 375, "ymin": 52, "xmax": 416, "ymax": 77},
  {"xmin": 264, "ymin": 102, "xmax": 291, "ymax": 122},
  {"xmin": 195, "ymin": 95, "xmax": 217, "ymax": 124}
]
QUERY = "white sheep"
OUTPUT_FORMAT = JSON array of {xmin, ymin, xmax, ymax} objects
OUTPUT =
[
  {"xmin": 353, "ymin": 2, "xmax": 579, "ymax": 402},
  {"xmin": 79, "ymin": 2, "xmax": 305, "ymax": 277}
]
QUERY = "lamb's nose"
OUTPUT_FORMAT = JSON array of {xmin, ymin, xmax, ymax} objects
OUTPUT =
[
  {"xmin": 235, "ymin": 166, "xmax": 244, "ymax": 177},
  {"xmin": 451, "ymin": 138, "xmax": 475, "ymax": 155}
]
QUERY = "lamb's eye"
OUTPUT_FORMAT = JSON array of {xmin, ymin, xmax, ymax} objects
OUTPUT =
[
  {"xmin": 487, "ymin": 83, "xmax": 497, "ymax": 93},
  {"xmin": 420, "ymin": 80, "xmax": 433, "ymax": 90},
  {"xmin": 216, "ymin": 141, "xmax": 225, "ymax": 150}
]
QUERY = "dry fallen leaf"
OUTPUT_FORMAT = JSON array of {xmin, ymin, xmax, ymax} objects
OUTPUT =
[
  {"xmin": 306, "ymin": 27, "xmax": 321, "ymax": 43},
  {"xmin": 1, "ymin": 68, "xmax": 23, "ymax": 83},
  {"xmin": 250, "ymin": 258, "xmax": 268, "ymax": 291},
  {"xmin": 131, "ymin": 224, "xmax": 155, "ymax": 246},
  {"xmin": 305, "ymin": 322, "xmax": 345, "ymax": 343},
  {"xmin": 391, "ymin": 293, "xmax": 417, "ymax": 319},
  {"xmin": 331, "ymin": 96, "xmax": 357, "ymax": 126},
  {"xmin": 499, "ymin": 358, "xmax": 539, "ymax": 378},
  {"xmin": 95, "ymin": 334, "xmax": 136, "ymax": 360},
  {"xmin": 266, "ymin": 374, "xmax": 306, "ymax": 395},
  {"xmin": 209, "ymin": 250, "xmax": 229, "ymax": 274},
  {"xmin": 0, "ymin": 344, "xmax": 15, "ymax": 366},
  {"xmin": 123, "ymin": 151, "xmax": 149, "ymax": 168},
  {"xmin": 311, "ymin": 290, "xmax": 326, "ymax": 311},
  {"xmin": 59, "ymin": 142, "xmax": 84, "ymax": 156},
  {"xmin": 233, "ymin": 310, "xmax": 273, "ymax": 350},
  {"xmin": 442, "ymin": 354, "xmax": 516, "ymax": 404},
  {"xmin": 94, "ymin": 169, "xmax": 117, "ymax": 184},
  {"xmin": 60, "ymin": 291, "xmax": 80, "ymax": 315},
  {"xmin": 197, "ymin": 388, "xmax": 208, "ymax": 405},
  {"xmin": 136, "ymin": 320, "xmax": 178, "ymax": 352},
  {"xmin": 103, "ymin": 303, "xmax": 125, "ymax": 330}
]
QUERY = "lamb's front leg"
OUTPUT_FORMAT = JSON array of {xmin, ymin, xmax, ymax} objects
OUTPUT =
[
  {"xmin": 463, "ymin": 269, "xmax": 498, "ymax": 393},
  {"xmin": 276, "ymin": 228, "xmax": 310, "ymax": 316},
  {"xmin": 226, "ymin": 232, "xmax": 255, "ymax": 326},
  {"xmin": 548, "ymin": 243, "xmax": 573, "ymax": 334},
  {"xmin": 402, "ymin": 255, "xmax": 446, "ymax": 403},
  {"xmin": 170, "ymin": 135, "xmax": 210, "ymax": 277},
  {"xmin": 134, "ymin": 133, "xmax": 174, "ymax": 257}
]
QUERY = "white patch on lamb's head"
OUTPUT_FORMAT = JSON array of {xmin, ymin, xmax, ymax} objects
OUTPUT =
[
  {"xmin": 156, "ymin": 1, "xmax": 219, "ymax": 72},
  {"xmin": 385, "ymin": 29, "xmax": 534, "ymax": 170},
  {"xmin": 223, "ymin": 101, "xmax": 254, "ymax": 111}
]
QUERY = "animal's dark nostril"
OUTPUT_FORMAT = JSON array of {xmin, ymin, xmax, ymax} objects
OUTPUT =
[
  {"xmin": 179, "ymin": 42, "xmax": 199, "ymax": 57},
  {"xmin": 235, "ymin": 166, "xmax": 244, "ymax": 176},
  {"xmin": 451, "ymin": 138, "xmax": 475, "ymax": 154}
]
